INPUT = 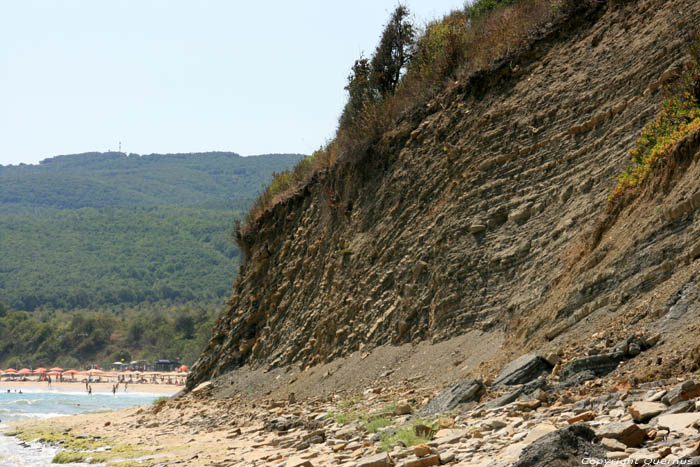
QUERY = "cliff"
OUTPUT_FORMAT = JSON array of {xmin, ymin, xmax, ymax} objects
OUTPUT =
[{"xmin": 188, "ymin": 0, "xmax": 700, "ymax": 391}]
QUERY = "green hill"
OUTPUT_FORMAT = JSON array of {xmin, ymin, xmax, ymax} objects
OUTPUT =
[
  {"xmin": 0, "ymin": 151, "xmax": 300, "ymax": 211},
  {"xmin": 0, "ymin": 151, "xmax": 303, "ymax": 367}
]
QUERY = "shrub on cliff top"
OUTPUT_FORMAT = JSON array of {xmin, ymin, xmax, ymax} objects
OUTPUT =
[{"xmin": 238, "ymin": 0, "xmax": 575, "ymax": 244}]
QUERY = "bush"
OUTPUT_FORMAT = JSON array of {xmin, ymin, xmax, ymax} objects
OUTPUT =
[
  {"xmin": 611, "ymin": 32, "xmax": 700, "ymax": 200},
  {"xmin": 468, "ymin": 0, "xmax": 517, "ymax": 19},
  {"xmin": 410, "ymin": 11, "xmax": 471, "ymax": 85}
]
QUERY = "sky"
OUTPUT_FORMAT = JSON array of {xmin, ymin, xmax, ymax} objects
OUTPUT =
[{"xmin": 0, "ymin": 0, "xmax": 466, "ymax": 166}]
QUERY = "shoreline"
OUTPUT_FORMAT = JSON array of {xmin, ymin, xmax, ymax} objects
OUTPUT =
[
  {"xmin": 7, "ymin": 374, "xmax": 700, "ymax": 466},
  {"xmin": 0, "ymin": 381, "xmax": 179, "ymax": 395}
]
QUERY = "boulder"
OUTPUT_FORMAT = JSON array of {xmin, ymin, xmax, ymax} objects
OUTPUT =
[
  {"xmin": 393, "ymin": 402, "xmax": 413, "ymax": 416},
  {"xmin": 477, "ymin": 388, "xmax": 523, "ymax": 410},
  {"xmin": 396, "ymin": 456, "xmax": 440, "ymax": 467},
  {"xmin": 513, "ymin": 424, "xmax": 605, "ymax": 467},
  {"xmin": 653, "ymin": 400, "xmax": 696, "ymax": 421},
  {"xmin": 493, "ymin": 354, "xmax": 552, "ymax": 387},
  {"xmin": 655, "ymin": 412, "xmax": 700, "ymax": 436},
  {"xmin": 355, "ymin": 453, "xmax": 393, "ymax": 467},
  {"xmin": 559, "ymin": 352, "xmax": 624, "ymax": 382},
  {"xmin": 420, "ymin": 379, "xmax": 484, "ymax": 415},
  {"xmin": 662, "ymin": 380, "xmax": 700, "ymax": 406},
  {"xmin": 191, "ymin": 381, "xmax": 214, "ymax": 395},
  {"xmin": 595, "ymin": 422, "xmax": 646, "ymax": 447},
  {"xmin": 601, "ymin": 437, "xmax": 627, "ymax": 451},
  {"xmin": 629, "ymin": 402, "xmax": 667, "ymax": 422},
  {"xmin": 567, "ymin": 411, "xmax": 595, "ymax": 424},
  {"xmin": 413, "ymin": 444, "xmax": 431, "ymax": 457},
  {"xmin": 428, "ymin": 429, "xmax": 467, "ymax": 446}
]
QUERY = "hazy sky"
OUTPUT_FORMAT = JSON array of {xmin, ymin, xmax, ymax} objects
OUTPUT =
[{"xmin": 0, "ymin": 0, "xmax": 465, "ymax": 165}]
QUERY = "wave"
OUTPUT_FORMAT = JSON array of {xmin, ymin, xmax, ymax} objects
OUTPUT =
[{"xmin": 10, "ymin": 412, "xmax": 68, "ymax": 420}]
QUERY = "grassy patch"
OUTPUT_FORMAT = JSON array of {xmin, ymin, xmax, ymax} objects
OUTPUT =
[
  {"xmin": 611, "ymin": 32, "xmax": 700, "ymax": 200},
  {"xmin": 361, "ymin": 416, "xmax": 392, "ymax": 433},
  {"xmin": 52, "ymin": 451, "xmax": 89, "ymax": 464},
  {"xmin": 152, "ymin": 396, "xmax": 170, "ymax": 406},
  {"xmin": 380, "ymin": 418, "xmax": 438, "ymax": 451},
  {"xmin": 9, "ymin": 423, "xmax": 151, "ymax": 466},
  {"xmin": 51, "ymin": 444, "xmax": 150, "ymax": 465},
  {"xmin": 326, "ymin": 395, "xmax": 366, "ymax": 425}
]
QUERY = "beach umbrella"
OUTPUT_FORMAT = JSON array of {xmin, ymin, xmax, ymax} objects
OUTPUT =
[
  {"xmin": 18, "ymin": 368, "xmax": 32, "ymax": 375},
  {"xmin": 47, "ymin": 371, "xmax": 61, "ymax": 376},
  {"xmin": 87, "ymin": 369, "xmax": 105, "ymax": 375},
  {"xmin": 62, "ymin": 369, "xmax": 79, "ymax": 374},
  {"xmin": 33, "ymin": 368, "xmax": 47, "ymax": 374},
  {"xmin": 49, "ymin": 367, "xmax": 64, "ymax": 372},
  {"xmin": 4, "ymin": 368, "xmax": 17, "ymax": 374}
]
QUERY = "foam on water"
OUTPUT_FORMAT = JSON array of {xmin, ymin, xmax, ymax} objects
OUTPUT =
[{"xmin": 0, "ymin": 386, "xmax": 172, "ymax": 466}]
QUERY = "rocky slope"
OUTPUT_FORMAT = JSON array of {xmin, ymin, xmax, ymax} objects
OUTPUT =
[{"xmin": 188, "ymin": 0, "xmax": 700, "ymax": 391}]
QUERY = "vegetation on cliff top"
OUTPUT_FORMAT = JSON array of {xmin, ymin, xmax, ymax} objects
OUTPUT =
[
  {"xmin": 611, "ymin": 32, "xmax": 700, "ymax": 200},
  {"xmin": 236, "ymin": 0, "xmax": 584, "ymax": 251}
]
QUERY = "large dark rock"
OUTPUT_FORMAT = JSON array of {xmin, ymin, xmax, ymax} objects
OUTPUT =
[
  {"xmin": 420, "ymin": 378, "xmax": 485, "ymax": 415},
  {"xmin": 477, "ymin": 377, "xmax": 550, "ymax": 411},
  {"xmin": 478, "ymin": 388, "xmax": 523, "ymax": 411},
  {"xmin": 559, "ymin": 352, "xmax": 624, "ymax": 382},
  {"xmin": 493, "ymin": 354, "xmax": 552, "ymax": 387},
  {"xmin": 513, "ymin": 424, "xmax": 605, "ymax": 467}
]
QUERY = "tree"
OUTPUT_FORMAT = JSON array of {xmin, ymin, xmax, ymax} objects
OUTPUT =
[
  {"xmin": 370, "ymin": 5, "xmax": 415, "ymax": 96},
  {"xmin": 340, "ymin": 56, "xmax": 375, "ymax": 128},
  {"xmin": 339, "ymin": 6, "xmax": 416, "ymax": 128}
]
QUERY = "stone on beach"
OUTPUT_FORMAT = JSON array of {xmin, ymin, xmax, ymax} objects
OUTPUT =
[
  {"xmin": 493, "ymin": 354, "xmax": 552, "ymax": 387},
  {"xmin": 419, "ymin": 379, "xmax": 484, "ymax": 415},
  {"xmin": 628, "ymin": 402, "xmax": 667, "ymax": 422}
]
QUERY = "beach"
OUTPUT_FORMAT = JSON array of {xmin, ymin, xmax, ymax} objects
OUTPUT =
[
  {"xmin": 0, "ymin": 380, "xmax": 180, "ymax": 395},
  {"xmin": 0, "ymin": 386, "xmax": 173, "ymax": 466}
]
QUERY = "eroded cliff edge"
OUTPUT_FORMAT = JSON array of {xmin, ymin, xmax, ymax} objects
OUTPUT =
[{"xmin": 188, "ymin": 0, "xmax": 700, "ymax": 391}]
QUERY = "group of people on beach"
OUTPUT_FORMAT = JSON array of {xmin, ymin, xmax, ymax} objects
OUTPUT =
[{"xmin": 110, "ymin": 380, "xmax": 128, "ymax": 394}]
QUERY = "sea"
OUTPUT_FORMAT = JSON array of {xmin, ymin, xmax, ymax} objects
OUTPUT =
[{"xmin": 0, "ymin": 386, "xmax": 170, "ymax": 466}]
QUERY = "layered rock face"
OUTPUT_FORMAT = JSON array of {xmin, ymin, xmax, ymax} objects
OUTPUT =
[{"xmin": 188, "ymin": 0, "xmax": 700, "ymax": 390}]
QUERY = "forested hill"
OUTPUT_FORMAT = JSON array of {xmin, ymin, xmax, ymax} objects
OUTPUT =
[
  {"xmin": 0, "ymin": 151, "xmax": 302, "ymax": 211},
  {"xmin": 0, "ymin": 151, "xmax": 304, "ymax": 312}
]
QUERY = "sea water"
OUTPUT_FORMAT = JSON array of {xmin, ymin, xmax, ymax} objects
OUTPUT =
[{"xmin": 0, "ymin": 387, "xmax": 171, "ymax": 466}]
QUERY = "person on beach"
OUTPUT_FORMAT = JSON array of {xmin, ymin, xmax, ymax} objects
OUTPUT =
[
  {"xmin": 88, "ymin": 385, "xmax": 92, "ymax": 395},
  {"xmin": 47, "ymin": 375, "xmax": 51, "ymax": 387},
  {"xmin": 112, "ymin": 384, "xmax": 116, "ymax": 395},
  {"xmin": 124, "ymin": 381, "xmax": 128, "ymax": 392}
]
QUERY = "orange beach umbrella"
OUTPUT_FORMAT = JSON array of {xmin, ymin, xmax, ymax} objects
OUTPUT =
[
  {"xmin": 3, "ymin": 368, "xmax": 17, "ymax": 374},
  {"xmin": 49, "ymin": 367, "xmax": 64, "ymax": 372},
  {"xmin": 47, "ymin": 371, "xmax": 61, "ymax": 376},
  {"xmin": 62, "ymin": 369, "xmax": 79, "ymax": 375},
  {"xmin": 18, "ymin": 368, "xmax": 32, "ymax": 375},
  {"xmin": 33, "ymin": 368, "xmax": 47, "ymax": 374}
]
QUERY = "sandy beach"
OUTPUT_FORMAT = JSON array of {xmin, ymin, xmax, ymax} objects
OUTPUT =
[{"xmin": 0, "ymin": 380, "xmax": 180, "ymax": 395}]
